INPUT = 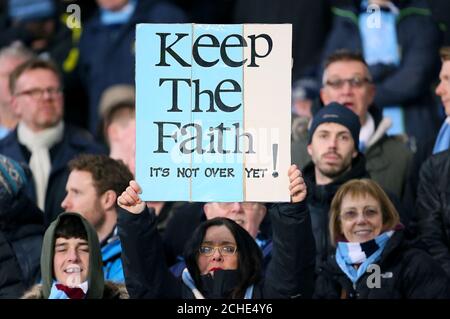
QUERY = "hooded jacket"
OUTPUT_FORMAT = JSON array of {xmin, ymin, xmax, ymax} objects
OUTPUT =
[{"xmin": 22, "ymin": 212, "xmax": 118, "ymax": 299}]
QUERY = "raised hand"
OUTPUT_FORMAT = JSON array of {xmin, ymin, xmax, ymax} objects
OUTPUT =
[
  {"xmin": 117, "ymin": 180, "xmax": 146, "ymax": 214},
  {"xmin": 288, "ymin": 164, "xmax": 307, "ymax": 203}
]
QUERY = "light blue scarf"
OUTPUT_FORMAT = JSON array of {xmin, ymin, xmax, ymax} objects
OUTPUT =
[
  {"xmin": 100, "ymin": 0, "xmax": 137, "ymax": 25},
  {"xmin": 359, "ymin": 1, "xmax": 404, "ymax": 135},
  {"xmin": 0, "ymin": 125, "xmax": 9, "ymax": 140},
  {"xmin": 433, "ymin": 118, "xmax": 450, "ymax": 154},
  {"xmin": 335, "ymin": 231, "xmax": 394, "ymax": 284},
  {"xmin": 181, "ymin": 268, "xmax": 254, "ymax": 299},
  {"xmin": 359, "ymin": 1, "xmax": 400, "ymax": 65}
]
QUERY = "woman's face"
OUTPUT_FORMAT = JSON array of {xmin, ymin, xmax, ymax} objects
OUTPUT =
[
  {"xmin": 197, "ymin": 225, "xmax": 239, "ymax": 275},
  {"xmin": 339, "ymin": 193, "xmax": 384, "ymax": 243}
]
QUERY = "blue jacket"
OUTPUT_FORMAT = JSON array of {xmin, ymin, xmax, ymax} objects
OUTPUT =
[
  {"xmin": 321, "ymin": 0, "xmax": 442, "ymax": 157},
  {"xmin": 101, "ymin": 231, "xmax": 124, "ymax": 282},
  {"xmin": 78, "ymin": 0, "xmax": 188, "ymax": 134},
  {"xmin": 0, "ymin": 124, "xmax": 106, "ymax": 225}
]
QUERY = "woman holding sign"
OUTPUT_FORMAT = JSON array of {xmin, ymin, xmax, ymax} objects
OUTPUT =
[
  {"xmin": 314, "ymin": 179, "xmax": 450, "ymax": 299},
  {"xmin": 116, "ymin": 165, "xmax": 315, "ymax": 298}
]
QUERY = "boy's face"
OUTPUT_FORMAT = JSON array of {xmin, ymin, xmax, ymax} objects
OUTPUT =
[{"xmin": 53, "ymin": 237, "xmax": 89, "ymax": 286}]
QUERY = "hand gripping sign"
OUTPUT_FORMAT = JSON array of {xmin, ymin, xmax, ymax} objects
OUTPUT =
[{"xmin": 136, "ymin": 24, "xmax": 292, "ymax": 202}]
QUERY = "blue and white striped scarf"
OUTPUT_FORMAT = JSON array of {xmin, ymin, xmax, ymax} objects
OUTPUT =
[{"xmin": 335, "ymin": 231, "xmax": 394, "ymax": 284}]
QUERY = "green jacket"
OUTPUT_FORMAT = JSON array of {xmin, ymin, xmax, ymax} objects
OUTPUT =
[{"xmin": 40, "ymin": 212, "xmax": 105, "ymax": 299}]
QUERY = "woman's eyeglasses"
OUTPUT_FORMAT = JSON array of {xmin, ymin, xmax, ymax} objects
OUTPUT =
[
  {"xmin": 340, "ymin": 208, "xmax": 380, "ymax": 222},
  {"xmin": 198, "ymin": 244, "xmax": 237, "ymax": 256}
]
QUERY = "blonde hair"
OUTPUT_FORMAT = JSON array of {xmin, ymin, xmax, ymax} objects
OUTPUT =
[{"xmin": 329, "ymin": 179, "xmax": 400, "ymax": 245}]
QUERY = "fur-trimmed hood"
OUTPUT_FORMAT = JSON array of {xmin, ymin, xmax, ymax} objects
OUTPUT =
[{"xmin": 21, "ymin": 281, "xmax": 129, "ymax": 299}]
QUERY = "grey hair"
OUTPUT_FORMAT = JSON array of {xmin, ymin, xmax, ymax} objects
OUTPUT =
[{"xmin": 0, "ymin": 41, "xmax": 35, "ymax": 62}]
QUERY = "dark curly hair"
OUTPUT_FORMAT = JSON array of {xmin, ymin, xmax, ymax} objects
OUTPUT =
[
  {"xmin": 55, "ymin": 214, "xmax": 87, "ymax": 241},
  {"xmin": 68, "ymin": 154, "xmax": 133, "ymax": 197}
]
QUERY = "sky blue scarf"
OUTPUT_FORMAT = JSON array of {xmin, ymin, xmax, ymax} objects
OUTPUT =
[
  {"xmin": 335, "ymin": 231, "xmax": 394, "ymax": 284},
  {"xmin": 433, "ymin": 118, "xmax": 450, "ymax": 154},
  {"xmin": 359, "ymin": 1, "xmax": 404, "ymax": 135},
  {"xmin": 0, "ymin": 125, "xmax": 9, "ymax": 139},
  {"xmin": 100, "ymin": 0, "xmax": 137, "ymax": 25}
]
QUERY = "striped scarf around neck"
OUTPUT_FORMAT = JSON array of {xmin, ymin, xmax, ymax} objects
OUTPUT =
[{"xmin": 335, "ymin": 230, "xmax": 394, "ymax": 283}]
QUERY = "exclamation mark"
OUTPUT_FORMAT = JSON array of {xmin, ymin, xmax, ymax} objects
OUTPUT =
[{"xmin": 272, "ymin": 143, "xmax": 278, "ymax": 178}]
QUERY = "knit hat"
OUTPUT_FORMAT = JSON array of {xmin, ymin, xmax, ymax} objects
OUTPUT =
[
  {"xmin": 308, "ymin": 102, "xmax": 361, "ymax": 147},
  {"xmin": 0, "ymin": 154, "xmax": 30, "ymax": 209},
  {"xmin": 8, "ymin": 0, "xmax": 56, "ymax": 22},
  {"xmin": 99, "ymin": 84, "xmax": 135, "ymax": 121}
]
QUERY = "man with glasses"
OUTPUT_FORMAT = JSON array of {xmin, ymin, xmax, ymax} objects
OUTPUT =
[
  {"xmin": 0, "ymin": 58, "xmax": 104, "ymax": 225},
  {"xmin": 293, "ymin": 50, "xmax": 413, "ymax": 201},
  {"xmin": 319, "ymin": 0, "xmax": 442, "ymax": 180}
]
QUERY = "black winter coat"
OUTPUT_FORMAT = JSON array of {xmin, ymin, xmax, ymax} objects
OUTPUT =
[
  {"xmin": 415, "ymin": 150, "xmax": 450, "ymax": 277},
  {"xmin": 118, "ymin": 202, "xmax": 316, "ymax": 299},
  {"xmin": 304, "ymin": 154, "xmax": 370, "ymax": 269},
  {"xmin": 314, "ymin": 230, "xmax": 450, "ymax": 299},
  {"xmin": 0, "ymin": 192, "xmax": 44, "ymax": 298}
]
